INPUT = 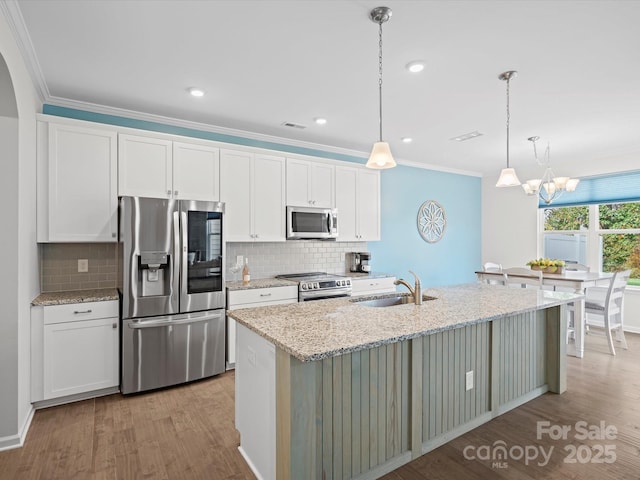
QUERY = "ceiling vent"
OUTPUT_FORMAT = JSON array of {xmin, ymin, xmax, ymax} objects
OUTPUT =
[
  {"xmin": 451, "ymin": 130, "xmax": 483, "ymax": 142},
  {"xmin": 281, "ymin": 121, "xmax": 307, "ymax": 129}
]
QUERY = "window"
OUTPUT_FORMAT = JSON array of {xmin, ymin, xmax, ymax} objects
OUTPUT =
[{"xmin": 542, "ymin": 202, "xmax": 640, "ymax": 285}]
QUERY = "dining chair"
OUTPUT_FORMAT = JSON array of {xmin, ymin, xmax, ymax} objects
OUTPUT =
[
  {"xmin": 503, "ymin": 267, "xmax": 543, "ymax": 289},
  {"xmin": 581, "ymin": 269, "xmax": 632, "ymax": 355},
  {"xmin": 483, "ymin": 262, "xmax": 502, "ymax": 270}
]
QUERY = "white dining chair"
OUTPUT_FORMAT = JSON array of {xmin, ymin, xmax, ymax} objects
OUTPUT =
[
  {"xmin": 483, "ymin": 262, "xmax": 502, "ymax": 270},
  {"xmin": 581, "ymin": 269, "xmax": 632, "ymax": 355},
  {"xmin": 503, "ymin": 267, "xmax": 543, "ymax": 289}
]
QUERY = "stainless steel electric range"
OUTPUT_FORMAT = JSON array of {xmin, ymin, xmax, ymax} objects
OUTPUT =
[{"xmin": 275, "ymin": 272, "xmax": 352, "ymax": 302}]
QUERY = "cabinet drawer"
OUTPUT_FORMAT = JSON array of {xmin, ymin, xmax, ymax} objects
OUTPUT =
[
  {"xmin": 351, "ymin": 277, "xmax": 397, "ymax": 296},
  {"xmin": 228, "ymin": 286, "xmax": 298, "ymax": 308},
  {"xmin": 43, "ymin": 300, "xmax": 119, "ymax": 325}
]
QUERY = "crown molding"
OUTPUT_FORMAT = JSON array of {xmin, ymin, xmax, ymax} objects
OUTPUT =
[{"xmin": 0, "ymin": 0, "xmax": 48, "ymax": 102}]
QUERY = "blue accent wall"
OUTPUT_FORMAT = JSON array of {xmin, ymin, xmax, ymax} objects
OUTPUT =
[
  {"xmin": 43, "ymin": 104, "xmax": 481, "ymax": 287},
  {"xmin": 369, "ymin": 166, "xmax": 481, "ymax": 287}
]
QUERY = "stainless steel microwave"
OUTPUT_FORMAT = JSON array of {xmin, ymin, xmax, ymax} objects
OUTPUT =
[{"xmin": 286, "ymin": 206, "xmax": 338, "ymax": 240}]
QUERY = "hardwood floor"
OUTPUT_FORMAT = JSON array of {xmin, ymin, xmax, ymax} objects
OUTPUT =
[{"xmin": 1, "ymin": 333, "xmax": 639, "ymax": 479}]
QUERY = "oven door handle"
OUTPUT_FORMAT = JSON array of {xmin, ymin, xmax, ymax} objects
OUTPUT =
[{"xmin": 127, "ymin": 312, "xmax": 222, "ymax": 329}]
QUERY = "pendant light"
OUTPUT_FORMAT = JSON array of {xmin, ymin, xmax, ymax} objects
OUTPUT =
[
  {"xmin": 495, "ymin": 70, "xmax": 521, "ymax": 187},
  {"xmin": 366, "ymin": 6, "xmax": 396, "ymax": 169}
]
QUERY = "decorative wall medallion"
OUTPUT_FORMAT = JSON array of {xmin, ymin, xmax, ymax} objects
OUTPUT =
[{"xmin": 417, "ymin": 200, "xmax": 446, "ymax": 243}]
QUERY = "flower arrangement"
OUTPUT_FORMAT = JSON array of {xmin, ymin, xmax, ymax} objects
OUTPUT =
[{"xmin": 526, "ymin": 258, "xmax": 565, "ymax": 273}]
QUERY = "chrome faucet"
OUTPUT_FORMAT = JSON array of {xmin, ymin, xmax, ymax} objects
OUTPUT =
[{"xmin": 394, "ymin": 270, "xmax": 422, "ymax": 305}]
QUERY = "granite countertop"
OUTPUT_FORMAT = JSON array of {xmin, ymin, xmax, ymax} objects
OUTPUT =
[
  {"xmin": 227, "ymin": 283, "xmax": 581, "ymax": 362},
  {"xmin": 226, "ymin": 272, "xmax": 395, "ymax": 292},
  {"xmin": 32, "ymin": 288, "xmax": 119, "ymax": 306},
  {"xmin": 226, "ymin": 278, "xmax": 298, "ymax": 291},
  {"xmin": 348, "ymin": 271, "xmax": 395, "ymax": 279}
]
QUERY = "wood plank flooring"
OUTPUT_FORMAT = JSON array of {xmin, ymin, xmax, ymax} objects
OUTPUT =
[{"xmin": 1, "ymin": 332, "xmax": 639, "ymax": 479}]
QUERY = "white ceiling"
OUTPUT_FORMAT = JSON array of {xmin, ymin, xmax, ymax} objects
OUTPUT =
[{"xmin": 8, "ymin": 0, "xmax": 640, "ymax": 179}]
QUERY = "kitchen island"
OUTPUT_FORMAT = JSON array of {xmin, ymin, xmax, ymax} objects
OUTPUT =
[{"xmin": 227, "ymin": 283, "xmax": 580, "ymax": 480}]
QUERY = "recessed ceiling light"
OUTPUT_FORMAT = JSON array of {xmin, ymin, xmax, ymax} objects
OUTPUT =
[
  {"xmin": 406, "ymin": 61, "xmax": 425, "ymax": 73},
  {"xmin": 314, "ymin": 117, "xmax": 327, "ymax": 125},
  {"xmin": 189, "ymin": 87, "xmax": 205, "ymax": 97},
  {"xmin": 402, "ymin": 137, "xmax": 413, "ymax": 143}
]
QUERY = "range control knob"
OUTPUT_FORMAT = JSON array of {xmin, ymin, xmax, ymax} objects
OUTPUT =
[{"xmin": 301, "ymin": 284, "xmax": 308, "ymax": 290}]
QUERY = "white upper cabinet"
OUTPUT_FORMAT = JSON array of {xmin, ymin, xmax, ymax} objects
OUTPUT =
[
  {"xmin": 173, "ymin": 141, "xmax": 220, "ymax": 201},
  {"xmin": 335, "ymin": 166, "xmax": 380, "ymax": 241},
  {"xmin": 118, "ymin": 134, "xmax": 220, "ymax": 201},
  {"xmin": 286, "ymin": 158, "xmax": 334, "ymax": 208},
  {"xmin": 220, "ymin": 149, "xmax": 286, "ymax": 242},
  {"xmin": 37, "ymin": 121, "xmax": 118, "ymax": 242}
]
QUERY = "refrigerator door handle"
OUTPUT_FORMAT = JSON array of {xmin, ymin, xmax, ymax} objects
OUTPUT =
[
  {"xmin": 180, "ymin": 210, "xmax": 188, "ymax": 301},
  {"xmin": 172, "ymin": 209, "xmax": 181, "ymax": 302},
  {"xmin": 127, "ymin": 311, "xmax": 223, "ymax": 329}
]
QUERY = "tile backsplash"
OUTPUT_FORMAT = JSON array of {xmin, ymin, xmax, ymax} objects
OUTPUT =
[
  {"xmin": 226, "ymin": 241, "xmax": 369, "ymax": 280},
  {"xmin": 40, "ymin": 243, "xmax": 117, "ymax": 292},
  {"xmin": 39, "ymin": 241, "xmax": 369, "ymax": 291}
]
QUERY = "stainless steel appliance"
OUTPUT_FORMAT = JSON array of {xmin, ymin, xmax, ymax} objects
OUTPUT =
[
  {"xmin": 286, "ymin": 206, "xmax": 338, "ymax": 240},
  {"xmin": 350, "ymin": 252, "xmax": 372, "ymax": 273},
  {"xmin": 119, "ymin": 196, "xmax": 226, "ymax": 394},
  {"xmin": 276, "ymin": 272, "xmax": 352, "ymax": 302}
]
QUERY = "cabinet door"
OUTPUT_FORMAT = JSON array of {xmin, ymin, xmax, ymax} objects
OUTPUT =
[
  {"xmin": 310, "ymin": 162, "xmax": 335, "ymax": 208},
  {"xmin": 43, "ymin": 317, "xmax": 119, "ymax": 399},
  {"xmin": 118, "ymin": 134, "xmax": 172, "ymax": 198},
  {"xmin": 173, "ymin": 142, "xmax": 220, "ymax": 201},
  {"xmin": 285, "ymin": 158, "xmax": 311, "ymax": 207},
  {"xmin": 220, "ymin": 149, "xmax": 253, "ymax": 241},
  {"xmin": 357, "ymin": 170, "xmax": 381, "ymax": 241},
  {"xmin": 253, "ymin": 154, "xmax": 286, "ymax": 242},
  {"xmin": 335, "ymin": 166, "xmax": 359, "ymax": 241},
  {"xmin": 46, "ymin": 123, "xmax": 117, "ymax": 242}
]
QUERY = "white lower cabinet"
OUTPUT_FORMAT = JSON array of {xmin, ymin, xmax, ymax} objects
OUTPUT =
[
  {"xmin": 351, "ymin": 276, "xmax": 397, "ymax": 297},
  {"xmin": 226, "ymin": 285, "xmax": 298, "ymax": 368},
  {"xmin": 32, "ymin": 300, "xmax": 119, "ymax": 402}
]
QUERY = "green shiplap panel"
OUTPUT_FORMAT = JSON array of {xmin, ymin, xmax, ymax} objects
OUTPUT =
[
  {"xmin": 401, "ymin": 340, "xmax": 410, "ymax": 454},
  {"xmin": 369, "ymin": 348, "xmax": 379, "ymax": 468},
  {"xmin": 495, "ymin": 311, "xmax": 547, "ymax": 407},
  {"xmin": 377, "ymin": 346, "xmax": 386, "ymax": 465},
  {"xmin": 332, "ymin": 356, "xmax": 343, "ymax": 478},
  {"xmin": 342, "ymin": 354, "xmax": 352, "ymax": 480},
  {"xmin": 351, "ymin": 351, "xmax": 361, "ymax": 477},
  {"xmin": 360, "ymin": 351, "xmax": 370, "ymax": 472},
  {"xmin": 322, "ymin": 357, "xmax": 333, "ymax": 479}
]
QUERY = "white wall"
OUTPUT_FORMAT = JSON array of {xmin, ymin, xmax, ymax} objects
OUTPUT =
[
  {"xmin": 0, "ymin": 8, "xmax": 40, "ymax": 450},
  {"xmin": 481, "ymin": 175, "xmax": 540, "ymax": 268}
]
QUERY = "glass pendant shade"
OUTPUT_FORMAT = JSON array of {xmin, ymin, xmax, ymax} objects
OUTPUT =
[
  {"xmin": 565, "ymin": 178, "xmax": 580, "ymax": 192},
  {"xmin": 496, "ymin": 167, "xmax": 521, "ymax": 187},
  {"xmin": 366, "ymin": 141, "xmax": 397, "ymax": 169}
]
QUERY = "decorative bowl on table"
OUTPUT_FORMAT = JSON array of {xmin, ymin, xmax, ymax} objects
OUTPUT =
[{"xmin": 527, "ymin": 258, "xmax": 565, "ymax": 274}]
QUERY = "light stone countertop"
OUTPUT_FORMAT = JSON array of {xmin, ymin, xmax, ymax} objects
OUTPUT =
[
  {"xmin": 32, "ymin": 288, "xmax": 119, "ymax": 306},
  {"xmin": 227, "ymin": 283, "xmax": 581, "ymax": 362},
  {"xmin": 226, "ymin": 278, "xmax": 298, "ymax": 291}
]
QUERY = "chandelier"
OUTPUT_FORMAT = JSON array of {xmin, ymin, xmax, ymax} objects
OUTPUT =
[{"xmin": 521, "ymin": 136, "xmax": 580, "ymax": 204}]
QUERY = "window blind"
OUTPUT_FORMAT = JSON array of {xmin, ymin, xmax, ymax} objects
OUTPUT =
[{"xmin": 539, "ymin": 169, "xmax": 640, "ymax": 207}]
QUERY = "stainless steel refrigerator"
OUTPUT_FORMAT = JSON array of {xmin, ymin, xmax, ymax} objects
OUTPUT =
[{"xmin": 119, "ymin": 196, "xmax": 226, "ymax": 394}]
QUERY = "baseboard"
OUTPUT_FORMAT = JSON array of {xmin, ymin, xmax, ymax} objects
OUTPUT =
[
  {"xmin": 32, "ymin": 386, "xmax": 120, "ymax": 410},
  {"xmin": 624, "ymin": 326, "xmax": 640, "ymax": 334},
  {"xmin": 0, "ymin": 404, "xmax": 35, "ymax": 452},
  {"xmin": 238, "ymin": 446, "xmax": 267, "ymax": 480}
]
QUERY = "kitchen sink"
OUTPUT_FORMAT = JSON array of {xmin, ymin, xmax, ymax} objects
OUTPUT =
[{"xmin": 351, "ymin": 294, "xmax": 437, "ymax": 308}]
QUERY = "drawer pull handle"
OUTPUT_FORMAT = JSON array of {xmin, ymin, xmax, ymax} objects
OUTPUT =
[
  {"xmin": 259, "ymin": 293, "xmax": 272, "ymax": 297},
  {"xmin": 73, "ymin": 309, "xmax": 92, "ymax": 314},
  {"xmin": 112, "ymin": 323, "xmax": 117, "ymax": 329}
]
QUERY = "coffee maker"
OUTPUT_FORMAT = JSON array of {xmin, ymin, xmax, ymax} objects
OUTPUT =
[{"xmin": 350, "ymin": 252, "xmax": 371, "ymax": 273}]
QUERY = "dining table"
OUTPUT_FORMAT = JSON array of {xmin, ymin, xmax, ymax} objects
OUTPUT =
[{"xmin": 475, "ymin": 269, "xmax": 614, "ymax": 358}]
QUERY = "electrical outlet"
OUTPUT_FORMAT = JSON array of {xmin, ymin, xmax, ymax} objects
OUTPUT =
[
  {"xmin": 236, "ymin": 255, "xmax": 244, "ymax": 267},
  {"xmin": 78, "ymin": 259, "xmax": 89, "ymax": 273},
  {"xmin": 466, "ymin": 370, "xmax": 474, "ymax": 391}
]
